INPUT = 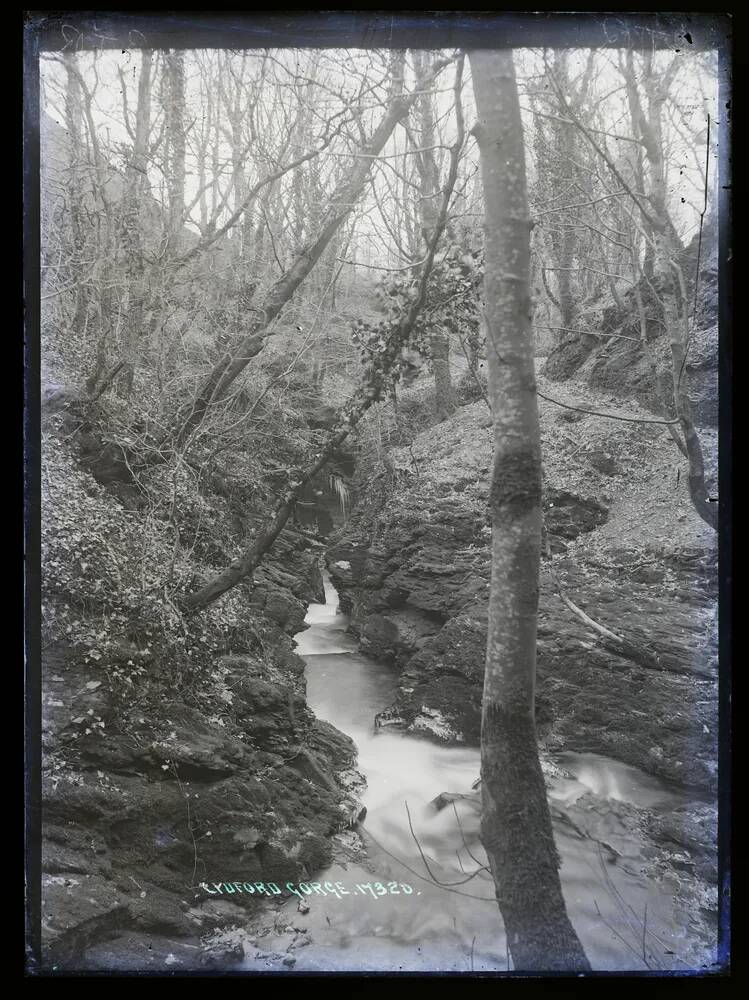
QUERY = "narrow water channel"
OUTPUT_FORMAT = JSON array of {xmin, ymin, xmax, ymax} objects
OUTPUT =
[{"xmin": 241, "ymin": 573, "xmax": 714, "ymax": 973}]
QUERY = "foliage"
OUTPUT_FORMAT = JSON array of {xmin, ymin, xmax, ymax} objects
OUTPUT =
[
  {"xmin": 349, "ymin": 240, "xmax": 484, "ymax": 394},
  {"xmin": 41, "ymin": 403, "xmax": 312, "ymax": 720}
]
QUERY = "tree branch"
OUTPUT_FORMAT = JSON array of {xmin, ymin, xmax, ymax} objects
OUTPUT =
[{"xmin": 181, "ymin": 57, "xmax": 466, "ymax": 611}]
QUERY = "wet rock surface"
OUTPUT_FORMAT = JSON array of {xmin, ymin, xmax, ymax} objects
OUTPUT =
[
  {"xmin": 326, "ymin": 381, "xmax": 718, "ymax": 794},
  {"xmin": 40, "ymin": 487, "xmax": 356, "ymax": 971},
  {"xmin": 39, "ymin": 248, "xmax": 719, "ymax": 971}
]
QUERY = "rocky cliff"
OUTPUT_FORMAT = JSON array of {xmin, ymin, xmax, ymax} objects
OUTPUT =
[
  {"xmin": 39, "ymin": 419, "xmax": 361, "ymax": 972},
  {"xmin": 327, "ymin": 375, "xmax": 718, "ymax": 795}
]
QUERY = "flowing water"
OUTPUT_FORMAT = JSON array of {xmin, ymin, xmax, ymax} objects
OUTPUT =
[{"xmin": 241, "ymin": 574, "xmax": 715, "ymax": 973}]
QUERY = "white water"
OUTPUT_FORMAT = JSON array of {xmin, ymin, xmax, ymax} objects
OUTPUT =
[{"xmin": 242, "ymin": 574, "xmax": 714, "ymax": 973}]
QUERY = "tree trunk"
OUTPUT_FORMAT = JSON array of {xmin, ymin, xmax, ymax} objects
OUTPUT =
[
  {"xmin": 621, "ymin": 53, "xmax": 716, "ymax": 531},
  {"xmin": 165, "ymin": 49, "xmax": 186, "ymax": 246},
  {"xmin": 63, "ymin": 52, "xmax": 89, "ymax": 335},
  {"xmin": 119, "ymin": 49, "xmax": 153, "ymax": 395},
  {"xmin": 549, "ymin": 53, "xmax": 575, "ymax": 329},
  {"xmin": 469, "ymin": 48, "xmax": 591, "ymax": 973},
  {"xmin": 63, "ymin": 53, "xmax": 116, "ymax": 392},
  {"xmin": 658, "ymin": 237, "xmax": 718, "ymax": 530},
  {"xmin": 413, "ymin": 49, "xmax": 455, "ymax": 421},
  {"xmin": 622, "ymin": 51, "xmax": 656, "ymax": 281},
  {"xmin": 183, "ymin": 417, "xmax": 359, "ymax": 610},
  {"xmin": 431, "ymin": 333, "xmax": 455, "ymax": 421}
]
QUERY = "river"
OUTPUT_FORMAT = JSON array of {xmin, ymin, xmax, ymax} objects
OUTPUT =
[{"xmin": 240, "ymin": 573, "xmax": 715, "ymax": 973}]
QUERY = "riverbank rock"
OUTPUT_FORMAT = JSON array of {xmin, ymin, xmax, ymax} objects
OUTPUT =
[
  {"xmin": 327, "ymin": 375, "xmax": 718, "ymax": 795},
  {"xmin": 40, "ymin": 436, "xmax": 359, "ymax": 971}
]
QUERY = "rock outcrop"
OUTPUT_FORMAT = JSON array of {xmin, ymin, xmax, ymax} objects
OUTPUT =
[
  {"xmin": 542, "ymin": 239, "xmax": 719, "ymax": 429},
  {"xmin": 327, "ymin": 379, "xmax": 718, "ymax": 794},
  {"xmin": 41, "ymin": 616, "xmax": 358, "ymax": 971},
  {"xmin": 39, "ymin": 436, "xmax": 357, "ymax": 972}
]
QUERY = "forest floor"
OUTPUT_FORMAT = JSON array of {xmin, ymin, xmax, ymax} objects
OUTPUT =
[{"xmin": 389, "ymin": 371, "xmax": 718, "ymax": 551}]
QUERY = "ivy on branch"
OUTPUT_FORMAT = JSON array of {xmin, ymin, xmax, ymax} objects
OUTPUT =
[{"xmin": 181, "ymin": 56, "xmax": 467, "ymax": 612}]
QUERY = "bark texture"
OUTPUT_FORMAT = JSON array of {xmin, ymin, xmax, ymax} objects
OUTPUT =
[
  {"xmin": 413, "ymin": 49, "xmax": 456, "ymax": 421},
  {"xmin": 165, "ymin": 50, "xmax": 186, "ymax": 244},
  {"xmin": 120, "ymin": 50, "xmax": 154, "ymax": 394},
  {"xmin": 469, "ymin": 48, "xmax": 591, "ymax": 972}
]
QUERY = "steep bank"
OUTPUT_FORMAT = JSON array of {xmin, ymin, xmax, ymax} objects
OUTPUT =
[
  {"xmin": 325, "ymin": 373, "xmax": 718, "ymax": 897},
  {"xmin": 40, "ymin": 417, "xmax": 361, "ymax": 971},
  {"xmin": 543, "ymin": 233, "xmax": 718, "ymax": 428}
]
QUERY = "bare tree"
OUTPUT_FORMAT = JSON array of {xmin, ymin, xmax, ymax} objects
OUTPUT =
[
  {"xmin": 169, "ymin": 51, "xmax": 454, "ymax": 453},
  {"xmin": 183, "ymin": 56, "xmax": 466, "ymax": 611},
  {"xmin": 551, "ymin": 54, "xmax": 717, "ymax": 530}
]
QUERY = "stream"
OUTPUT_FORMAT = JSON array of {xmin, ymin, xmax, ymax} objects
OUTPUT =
[{"xmin": 240, "ymin": 573, "xmax": 715, "ymax": 973}]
